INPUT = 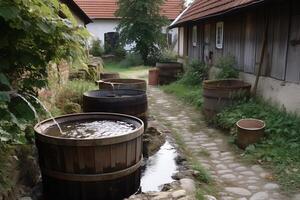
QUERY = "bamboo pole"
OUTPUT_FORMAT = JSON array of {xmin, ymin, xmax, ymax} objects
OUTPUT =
[{"xmin": 252, "ymin": 20, "xmax": 269, "ymax": 96}]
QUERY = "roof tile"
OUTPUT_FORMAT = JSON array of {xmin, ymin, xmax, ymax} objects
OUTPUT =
[{"xmin": 74, "ymin": 0, "xmax": 184, "ymax": 20}]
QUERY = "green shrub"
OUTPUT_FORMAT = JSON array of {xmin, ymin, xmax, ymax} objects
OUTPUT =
[
  {"xmin": 215, "ymin": 56, "xmax": 239, "ymax": 79},
  {"xmin": 159, "ymin": 49, "xmax": 178, "ymax": 63},
  {"xmin": 119, "ymin": 53, "xmax": 144, "ymax": 67},
  {"xmin": 215, "ymin": 99, "xmax": 300, "ymax": 191},
  {"xmin": 89, "ymin": 39, "xmax": 104, "ymax": 57},
  {"xmin": 55, "ymin": 80, "xmax": 97, "ymax": 112},
  {"xmin": 63, "ymin": 102, "xmax": 81, "ymax": 114},
  {"xmin": 179, "ymin": 60, "xmax": 209, "ymax": 85}
]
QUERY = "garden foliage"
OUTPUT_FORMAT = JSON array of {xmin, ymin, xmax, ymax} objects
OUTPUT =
[
  {"xmin": 0, "ymin": 0, "xmax": 88, "ymax": 144},
  {"xmin": 116, "ymin": 0, "xmax": 168, "ymax": 65},
  {"xmin": 215, "ymin": 56, "xmax": 239, "ymax": 79},
  {"xmin": 179, "ymin": 60, "xmax": 209, "ymax": 85},
  {"xmin": 215, "ymin": 99, "xmax": 300, "ymax": 191},
  {"xmin": 89, "ymin": 39, "xmax": 104, "ymax": 57}
]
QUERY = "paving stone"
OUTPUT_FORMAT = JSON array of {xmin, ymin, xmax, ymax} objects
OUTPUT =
[
  {"xmin": 248, "ymin": 186, "xmax": 259, "ymax": 190},
  {"xmin": 220, "ymin": 156, "xmax": 235, "ymax": 161},
  {"xmin": 203, "ymin": 195, "xmax": 217, "ymax": 200},
  {"xmin": 221, "ymin": 174, "xmax": 237, "ymax": 180},
  {"xmin": 251, "ymin": 165, "xmax": 264, "ymax": 172},
  {"xmin": 235, "ymin": 166, "xmax": 248, "ymax": 171},
  {"xmin": 249, "ymin": 192, "xmax": 269, "ymax": 200},
  {"xmin": 216, "ymin": 164, "xmax": 228, "ymax": 170},
  {"xmin": 240, "ymin": 171, "xmax": 256, "ymax": 176},
  {"xmin": 225, "ymin": 187, "xmax": 252, "ymax": 196},
  {"xmin": 153, "ymin": 192, "xmax": 170, "ymax": 200},
  {"xmin": 259, "ymin": 172, "xmax": 271, "ymax": 178},
  {"xmin": 202, "ymin": 143, "xmax": 217, "ymax": 147},
  {"xmin": 292, "ymin": 194, "xmax": 300, "ymax": 200},
  {"xmin": 218, "ymin": 169, "xmax": 233, "ymax": 174},
  {"xmin": 263, "ymin": 183, "xmax": 279, "ymax": 190},
  {"xmin": 228, "ymin": 163, "xmax": 240, "ymax": 168},
  {"xmin": 172, "ymin": 190, "xmax": 186, "ymax": 199}
]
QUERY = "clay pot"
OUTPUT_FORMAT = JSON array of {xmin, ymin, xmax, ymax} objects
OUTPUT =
[{"xmin": 236, "ymin": 118, "xmax": 265, "ymax": 149}]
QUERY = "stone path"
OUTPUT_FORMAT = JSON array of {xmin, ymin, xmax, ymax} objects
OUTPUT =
[{"xmin": 148, "ymin": 87, "xmax": 290, "ymax": 200}]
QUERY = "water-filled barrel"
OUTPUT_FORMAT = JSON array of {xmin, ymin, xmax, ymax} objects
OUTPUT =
[
  {"xmin": 34, "ymin": 113, "xmax": 144, "ymax": 200},
  {"xmin": 83, "ymin": 89, "xmax": 148, "ymax": 129},
  {"xmin": 156, "ymin": 62, "xmax": 183, "ymax": 85},
  {"xmin": 99, "ymin": 78, "xmax": 147, "ymax": 91},
  {"xmin": 203, "ymin": 79, "xmax": 251, "ymax": 118}
]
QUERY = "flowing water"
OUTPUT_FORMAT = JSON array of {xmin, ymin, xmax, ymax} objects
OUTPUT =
[
  {"xmin": 46, "ymin": 120, "xmax": 136, "ymax": 139},
  {"xmin": 16, "ymin": 94, "xmax": 40, "ymax": 122},
  {"xmin": 141, "ymin": 140, "xmax": 178, "ymax": 192},
  {"xmin": 26, "ymin": 93, "xmax": 63, "ymax": 134}
]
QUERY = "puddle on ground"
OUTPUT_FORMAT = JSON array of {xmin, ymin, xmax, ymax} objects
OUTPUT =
[{"xmin": 141, "ymin": 140, "xmax": 178, "ymax": 192}]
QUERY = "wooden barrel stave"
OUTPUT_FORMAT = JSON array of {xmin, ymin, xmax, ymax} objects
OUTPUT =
[
  {"xmin": 99, "ymin": 78, "xmax": 147, "ymax": 91},
  {"xmin": 35, "ymin": 113, "xmax": 143, "ymax": 200}
]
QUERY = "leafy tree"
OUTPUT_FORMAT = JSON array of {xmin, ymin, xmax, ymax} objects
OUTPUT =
[
  {"xmin": 116, "ymin": 0, "xmax": 168, "ymax": 65},
  {"xmin": 89, "ymin": 39, "xmax": 104, "ymax": 57}
]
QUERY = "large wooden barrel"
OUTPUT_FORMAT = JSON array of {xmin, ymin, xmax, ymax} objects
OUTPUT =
[
  {"xmin": 99, "ymin": 78, "xmax": 147, "ymax": 91},
  {"xmin": 156, "ymin": 62, "xmax": 183, "ymax": 85},
  {"xmin": 148, "ymin": 68, "xmax": 159, "ymax": 86},
  {"xmin": 203, "ymin": 79, "xmax": 251, "ymax": 118},
  {"xmin": 83, "ymin": 90, "xmax": 148, "ymax": 129},
  {"xmin": 100, "ymin": 72, "xmax": 120, "ymax": 80},
  {"xmin": 34, "ymin": 113, "xmax": 144, "ymax": 200}
]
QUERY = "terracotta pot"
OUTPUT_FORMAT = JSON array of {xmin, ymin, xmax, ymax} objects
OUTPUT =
[
  {"xmin": 236, "ymin": 118, "xmax": 265, "ymax": 149},
  {"xmin": 148, "ymin": 68, "xmax": 159, "ymax": 86}
]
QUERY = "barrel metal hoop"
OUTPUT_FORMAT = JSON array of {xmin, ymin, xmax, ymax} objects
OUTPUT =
[{"xmin": 42, "ymin": 158, "xmax": 142, "ymax": 182}]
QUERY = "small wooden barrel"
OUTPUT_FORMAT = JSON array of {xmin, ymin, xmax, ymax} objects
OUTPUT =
[
  {"xmin": 83, "ymin": 90, "xmax": 148, "ymax": 129},
  {"xmin": 100, "ymin": 72, "xmax": 120, "ymax": 80},
  {"xmin": 148, "ymin": 68, "xmax": 159, "ymax": 86},
  {"xmin": 236, "ymin": 118, "xmax": 265, "ymax": 149},
  {"xmin": 99, "ymin": 78, "xmax": 147, "ymax": 91},
  {"xmin": 34, "ymin": 113, "xmax": 144, "ymax": 200},
  {"xmin": 156, "ymin": 62, "xmax": 183, "ymax": 85},
  {"xmin": 202, "ymin": 79, "xmax": 251, "ymax": 118}
]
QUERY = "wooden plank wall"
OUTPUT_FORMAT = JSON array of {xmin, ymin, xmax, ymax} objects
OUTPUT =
[{"xmin": 185, "ymin": 0, "xmax": 300, "ymax": 83}]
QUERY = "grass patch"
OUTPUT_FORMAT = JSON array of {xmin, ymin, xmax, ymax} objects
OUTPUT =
[
  {"xmin": 104, "ymin": 62, "xmax": 149, "ymax": 79},
  {"xmin": 215, "ymin": 99, "xmax": 300, "ymax": 192},
  {"xmin": 161, "ymin": 82, "xmax": 202, "ymax": 108}
]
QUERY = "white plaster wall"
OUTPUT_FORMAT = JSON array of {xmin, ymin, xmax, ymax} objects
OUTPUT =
[
  {"xmin": 240, "ymin": 72, "xmax": 300, "ymax": 114},
  {"xmin": 86, "ymin": 19, "xmax": 119, "ymax": 46},
  {"xmin": 169, "ymin": 28, "xmax": 179, "ymax": 53}
]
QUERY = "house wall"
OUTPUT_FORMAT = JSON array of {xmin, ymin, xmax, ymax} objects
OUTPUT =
[
  {"xmin": 87, "ymin": 19, "xmax": 179, "ymax": 52},
  {"xmin": 182, "ymin": 0, "xmax": 300, "ymax": 113}
]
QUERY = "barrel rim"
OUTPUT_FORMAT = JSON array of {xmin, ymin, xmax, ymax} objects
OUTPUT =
[
  {"xmin": 101, "ymin": 78, "xmax": 146, "ymax": 85},
  {"xmin": 203, "ymin": 79, "xmax": 251, "ymax": 90},
  {"xmin": 34, "ymin": 112, "xmax": 144, "ymax": 146},
  {"xmin": 83, "ymin": 89, "xmax": 146, "ymax": 100},
  {"xmin": 236, "ymin": 118, "xmax": 266, "ymax": 131}
]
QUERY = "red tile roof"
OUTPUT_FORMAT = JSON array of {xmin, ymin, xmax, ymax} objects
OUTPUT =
[
  {"xmin": 74, "ymin": 0, "xmax": 184, "ymax": 20},
  {"xmin": 173, "ymin": 0, "xmax": 264, "ymax": 26}
]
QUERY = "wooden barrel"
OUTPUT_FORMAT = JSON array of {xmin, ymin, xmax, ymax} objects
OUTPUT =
[
  {"xmin": 83, "ymin": 90, "xmax": 148, "ymax": 129},
  {"xmin": 156, "ymin": 62, "xmax": 183, "ymax": 85},
  {"xmin": 34, "ymin": 113, "xmax": 144, "ymax": 200},
  {"xmin": 203, "ymin": 79, "xmax": 251, "ymax": 118},
  {"xmin": 98, "ymin": 78, "xmax": 147, "ymax": 91},
  {"xmin": 100, "ymin": 72, "xmax": 120, "ymax": 80},
  {"xmin": 148, "ymin": 68, "xmax": 159, "ymax": 86}
]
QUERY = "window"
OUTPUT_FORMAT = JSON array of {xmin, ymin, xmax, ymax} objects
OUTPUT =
[
  {"xmin": 216, "ymin": 22, "xmax": 224, "ymax": 49},
  {"xmin": 192, "ymin": 26, "xmax": 197, "ymax": 47}
]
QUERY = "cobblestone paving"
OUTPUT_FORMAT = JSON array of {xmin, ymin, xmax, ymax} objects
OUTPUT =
[{"xmin": 148, "ymin": 87, "xmax": 293, "ymax": 200}]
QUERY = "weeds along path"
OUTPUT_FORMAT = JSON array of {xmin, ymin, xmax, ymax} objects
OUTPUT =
[{"xmin": 148, "ymin": 86, "xmax": 290, "ymax": 200}]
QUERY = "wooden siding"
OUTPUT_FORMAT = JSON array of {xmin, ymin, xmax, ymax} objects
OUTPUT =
[{"xmin": 185, "ymin": 0, "xmax": 300, "ymax": 83}]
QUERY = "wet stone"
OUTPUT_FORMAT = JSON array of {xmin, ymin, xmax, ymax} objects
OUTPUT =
[
  {"xmin": 218, "ymin": 169, "xmax": 233, "ymax": 174},
  {"xmin": 248, "ymin": 186, "xmax": 259, "ymax": 190},
  {"xmin": 240, "ymin": 171, "xmax": 256, "ymax": 176},
  {"xmin": 216, "ymin": 164, "xmax": 227, "ymax": 170},
  {"xmin": 171, "ymin": 190, "xmax": 186, "ymax": 199},
  {"xmin": 228, "ymin": 163, "xmax": 240, "ymax": 168},
  {"xmin": 235, "ymin": 166, "xmax": 248, "ymax": 171}
]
